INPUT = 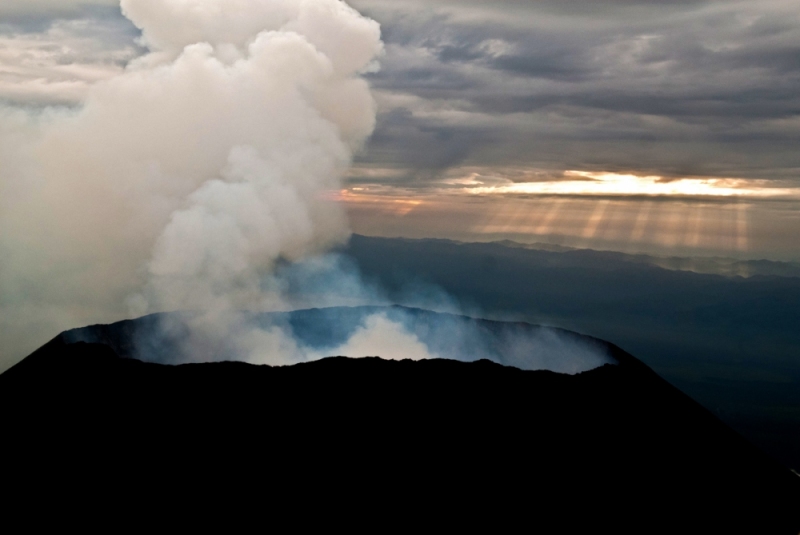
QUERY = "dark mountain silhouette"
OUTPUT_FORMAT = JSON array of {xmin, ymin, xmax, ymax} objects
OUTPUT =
[
  {"xmin": 1, "ymin": 309, "xmax": 798, "ymax": 532},
  {"xmin": 58, "ymin": 306, "xmax": 614, "ymax": 373}
]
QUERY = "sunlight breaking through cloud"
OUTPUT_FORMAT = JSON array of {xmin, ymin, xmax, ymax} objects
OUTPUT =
[
  {"xmin": 463, "ymin": 171, "xmax": 800, "ymax": 198},
  {"xmin": 341, "ymin": 189, "xmax": 800, "ymax": 261}
]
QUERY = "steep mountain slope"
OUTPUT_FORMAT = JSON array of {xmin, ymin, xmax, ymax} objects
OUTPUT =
[{"xmin": 1, "ymin": 313, "xmax": 798, "ymax": 532}]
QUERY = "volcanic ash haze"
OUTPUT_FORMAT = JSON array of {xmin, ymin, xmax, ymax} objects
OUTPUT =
[{"xmin": 0, "ymin": 0, "xmax": 383, "ymax": 368}]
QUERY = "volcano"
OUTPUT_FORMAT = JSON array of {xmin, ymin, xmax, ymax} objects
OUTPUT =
[{"xmin": 2, "ymin": 306, "xmax": 798, "ymax": 532}]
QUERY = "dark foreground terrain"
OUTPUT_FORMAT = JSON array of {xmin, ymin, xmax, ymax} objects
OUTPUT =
[{"xmin": 2, "ymin": 326, "xmax": 798, "ymax": 532}]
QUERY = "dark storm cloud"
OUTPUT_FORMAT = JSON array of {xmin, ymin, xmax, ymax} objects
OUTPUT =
[
  {"xmin": 351, "ymin": 0, "xmax": 800, "ymax": 183},
  {"xmin": 354, "ymin": 107, "xmax": 500, "ymax": 180}
]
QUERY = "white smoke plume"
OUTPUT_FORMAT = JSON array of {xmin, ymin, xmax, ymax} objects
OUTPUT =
[
  {"xmin": 0, "ymin": 0, "xmax": 382, "ymax": 370},
  {"xmin": 241, "ymin": 312, "xmax": 433, "ymax": 365},
  {"xmin": 1, "ymin": 0, "xmax": 613, "ymax": 375}
]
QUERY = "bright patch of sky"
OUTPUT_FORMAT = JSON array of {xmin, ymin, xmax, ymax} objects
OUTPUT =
[{"xmin": 461, "ymin": 171, "xmax": 800, "ymax": 198}]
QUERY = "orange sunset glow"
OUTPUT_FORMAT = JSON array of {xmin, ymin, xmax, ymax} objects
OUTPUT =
[{"xmin": 338, "ymin": 176, "xmax": 800, "ymax": 261}]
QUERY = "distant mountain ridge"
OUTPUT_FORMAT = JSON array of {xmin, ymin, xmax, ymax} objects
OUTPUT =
[{"xmin": 382, "ymin": 235, "xmax": 800, "ymax": 278}]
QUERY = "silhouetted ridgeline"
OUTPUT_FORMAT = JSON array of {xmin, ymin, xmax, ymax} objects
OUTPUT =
[
  {"xmin": 58, "ymin": 306, "xmax": 616, "ymax": 373},
  {"xmin": 1, "ymin": 327, "xmax": 798, "ymax": 532}
]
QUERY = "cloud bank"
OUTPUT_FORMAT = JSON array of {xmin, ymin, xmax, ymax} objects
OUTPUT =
[
  {"xmin": 6, "ymin": 0, "xmax": 800, "ymax": 186},
  {"xmin": 349, "ymin": 0, "xmax": 800, "ymax": 186}
]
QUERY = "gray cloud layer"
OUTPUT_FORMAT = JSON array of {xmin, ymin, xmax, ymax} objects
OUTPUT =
[
  {"xmin": 2, "ymin": 1, "xmax": 799, "ymax": 182},
  {"xmin": 349, "ymin": 0, "xmax": 800, "ymax": 184}
]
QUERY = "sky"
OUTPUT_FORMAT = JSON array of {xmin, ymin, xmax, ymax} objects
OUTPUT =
[
  {"xmin": 2, "ymin": 0, "xmax": 800, "ymax": 260},
  {"xmin": 2, "ymin": 0, "xmax": 800, "ymax": 370},
  {"xmin": 345, "ymin": 0, "xmax": 800, "ymax": 260}
]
